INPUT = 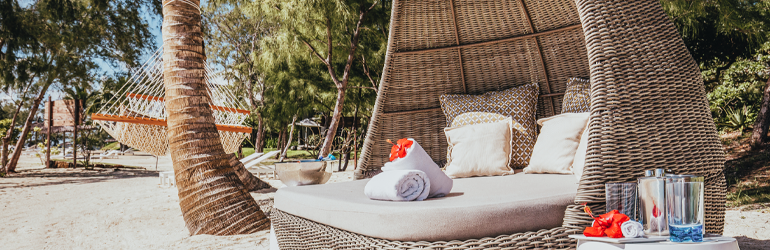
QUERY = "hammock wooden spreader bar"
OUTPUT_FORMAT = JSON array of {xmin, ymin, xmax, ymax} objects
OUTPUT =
[
  {"xmin": 126, "ymin": 93, "xmax": 251, "ymax": 115},
  {"xmin": 91, "ymin": 113, "xmax": 252, "ymax": 133}
]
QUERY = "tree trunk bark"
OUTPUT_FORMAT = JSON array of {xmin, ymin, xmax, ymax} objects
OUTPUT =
[
  {"xmin": 752, "ymin": 78, "xmax": 770, "ymax": 148},
  {"xmin": 228, "ymin": 153, "xmax": 272, "ymax": 191},
  {"xmin": 1, "ymin": 95, "xmax": 25, "ymax": 170},
  {"xmin": 341, "ymin": 151, "xmax": 350, "ymax": 171},
  {"xmin": 255, "ymin": 113, "xmax": 264, "ymax": 153},
  {"xmin": 318, "ymin": 89, "xmax": 346, "ymax": 158},
  {"xmin": 279, "ymin": 115, "xmax": 297, "ymax": 162},
  {"xmin": 275, "ymin": 127, "xmax": 286, "ymax": 159},
  {"xmin": 5, "ymin": 83, "xmax": 50, "ymax": 173},
  {"xmin": 162, "ymin": 0, "xmax": 268, "ymax": 235}
]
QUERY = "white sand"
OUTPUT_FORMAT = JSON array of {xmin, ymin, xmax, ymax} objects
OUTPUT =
[{"xmin": 1, "ymin": 154, "xmax": 767, "ymax": 249}]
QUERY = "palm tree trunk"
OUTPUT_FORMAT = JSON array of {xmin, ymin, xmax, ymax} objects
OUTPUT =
[
  {"xmin": 228, "ymin": 153, "xmax": 272, "ymax": 191},
  {"xmin": 162, "ymin": 0, "xmax": 268, "ymax": 235}
]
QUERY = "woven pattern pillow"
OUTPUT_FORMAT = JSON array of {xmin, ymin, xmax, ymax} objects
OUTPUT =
[
  {"xmin": 439, "ymin": 83, "xmax": 539, "ymax": 168},
  {"xmin": 562, "ymin": 78, "xmax": 591, "ymax": 113},
  {"xmin": 448, "ymin": 112, "xmax": 529, "ymax": 169}
]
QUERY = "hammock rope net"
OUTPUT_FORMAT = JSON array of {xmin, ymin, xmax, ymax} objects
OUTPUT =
[{"xmin": 92, "ymin": 47, "xmax": 251, "ymax": 156}]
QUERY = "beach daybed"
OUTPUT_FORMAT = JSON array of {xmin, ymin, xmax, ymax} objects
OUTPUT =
[{"xmin": 271, "ymin": 0, "xmax": 726, "ymax": 249}]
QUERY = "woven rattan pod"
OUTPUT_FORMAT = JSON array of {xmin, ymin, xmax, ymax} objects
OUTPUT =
[{"xmin": 273, "ymin": 0, "xmax": 726, "ymax": 248}]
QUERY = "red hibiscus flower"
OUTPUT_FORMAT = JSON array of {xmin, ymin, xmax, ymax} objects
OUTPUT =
[
  {"xmin": 582, "ymin": 203, "xmax": 630, "ymax": 238},
  {"xmin": 387, "ymin": 138, "xmax": 413, "ymax": 161}
]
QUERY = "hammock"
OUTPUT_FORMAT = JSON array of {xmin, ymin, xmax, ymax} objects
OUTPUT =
[{"xmin": 92, "ymin": 48, "xmax": 251, "ymax": 156}]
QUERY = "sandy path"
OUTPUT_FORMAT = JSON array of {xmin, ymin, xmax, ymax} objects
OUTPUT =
[
  {"xmin": 0, "ymin": 154, "xmax": 352, "ymax": 249},
  {"xmin": 724, "ymin": 209, "xmax": 770, "ymax": 250},
  {"xmin": 1, "ymin": 167, "xmax": 196, "ymax": 249},
  {"xmin": 2, "ymin": 155, "xmax": 768, "ymax": 249}
]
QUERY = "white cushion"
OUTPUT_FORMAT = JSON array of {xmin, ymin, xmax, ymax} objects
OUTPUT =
[
  {"xmin": 524, "ymin": 113, "xmax": 589, "ymax": 174},
  {"xmin": 274, "ymin": 173, "xmax": 579, "ymax": 241},
  {"xmin": 444, "ymin": 118, "xmax": 513, "ymax": 178},
  {"xmin": 572, "ymin": 117, "xmax": 590, "ymax": 181}
]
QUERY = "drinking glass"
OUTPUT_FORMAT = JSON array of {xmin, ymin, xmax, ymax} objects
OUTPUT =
[
  {"xmin": 665, "ymin": 175, "xmax": 705, "ymax": 242},
  {"xmin": 605, "ymin": 182, "xmax": 638, "ymax": 220}
]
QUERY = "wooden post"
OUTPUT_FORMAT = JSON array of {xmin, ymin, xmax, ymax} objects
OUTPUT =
[
  {"xmin": 72, "ymin": 99, "xmax": 79, "ymax": 166},
  {"xmin": 46, "ymin": 97, "xmax": 52, "ymax": 168}
]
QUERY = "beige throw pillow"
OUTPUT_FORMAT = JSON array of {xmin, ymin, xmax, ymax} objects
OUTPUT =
[
  {"xmin": 448, "ymin": 112, "xmax": 530, "ymax": 169},
  {"xmin": 444, "ymin": 118, "xmax": 514, "ymax": 178},
  {"xmin": 439, "ymin": 83, "xmax": 539, "ymax": 168},
  {"xmin": 572, "ymin": 117, "xmax": 590, "ymax": 181},
  {"xmin": 524, "ymin": 113, "xmax": 589, "ymax": 174}
]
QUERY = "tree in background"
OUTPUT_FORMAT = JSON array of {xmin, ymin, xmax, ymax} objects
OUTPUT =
[
  {"xmin": 1, "ymin": 0, "xmax": 155, "ymax": 174},
  {"xmin": 203, "ymin": 1, "xmax": 275, "ymax": 153},
  {"xmin": 662, "ymin": 0, "xmax": 770, "ymax": 146},
  {"xmin": 258, "ymin": 0, "xmax": 388, "ymax": 158}
]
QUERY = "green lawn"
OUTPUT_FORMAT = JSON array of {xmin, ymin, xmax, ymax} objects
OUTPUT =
[
  {"xmin": 101, "ymin": 142, "xmax": 121, "ymax": 151},
  {"xmin": 239, "ymin": 147, "xmax": 360, "ymax": 168},
  {"xmin": 240, "ymin": 147, "xmax": 314, "ymax": 159}
]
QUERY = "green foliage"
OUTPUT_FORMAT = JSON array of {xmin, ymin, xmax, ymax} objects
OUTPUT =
[
  {"xmin": 661, "ymin": 0, "xmax": 770, "ymax": 68},
  {"xmin": 722, "ymin": 105, "xmax": 756, "ymax": 133},
  {"xmin": 660, "ymin": 1, "xmax": 770, "ymax": 133},
  {"xmin": 0, "ymin": 119, "xmax": 20, "ymax": 143},
  {"xmin": 704, "ymin": 43, "xmax": 770, "ymax": 132},
  {"xmin": 203, "ymin": 0, "xmax": 387, "ymax": 155},
  {"xmin": 264, "ymin": 137, "xmax": 278, "ymax": 149}
]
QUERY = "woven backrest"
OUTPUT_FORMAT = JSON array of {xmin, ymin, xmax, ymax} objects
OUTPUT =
[{"xmin": 357, "ymin": 0, "xmax": 725, "ymax": 234}]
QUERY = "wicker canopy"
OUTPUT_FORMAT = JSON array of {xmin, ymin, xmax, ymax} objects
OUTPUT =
[{"xmin": 274, "ymin": 0, "xmax": 726, "ymax": 248}]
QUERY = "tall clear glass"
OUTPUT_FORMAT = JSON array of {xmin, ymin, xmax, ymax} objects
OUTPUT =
[
  {"xmin": 605, "ymin": 182, "xmax": 638, "ymax": 220},
  {"xmin": 665, "ymin": 175, "xmax": 705, "ymax": 242}
]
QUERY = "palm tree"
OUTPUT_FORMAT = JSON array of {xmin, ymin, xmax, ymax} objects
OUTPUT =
[{"xmin": 162, "ymin": 0, "xmax": 269, "ymax": 235}]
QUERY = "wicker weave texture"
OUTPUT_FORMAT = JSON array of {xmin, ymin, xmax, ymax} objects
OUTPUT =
[
  {"xmin": 273, "ymin": 209, "xmax": 579, "ymax": 250},
  {"xmin": 273, "ymin": 0, "xmax": 729, "ymax": 248},
  {"xmin": 359, "ymin": 0, "xmax": 588, "ymax": 175},
  {"xmin": 573, "ymin": 0, "xmax": 726, "ymax": 233}
]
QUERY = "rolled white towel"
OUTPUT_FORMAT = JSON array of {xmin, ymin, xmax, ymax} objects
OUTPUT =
[
  {"xmin": 364, "ymin": 170, "xmax": 430, "ymax": 201},
  {"xmin": 382, "ymin": 139, "xmax": 453, "ymax": 198},
  {"xmin": 621, "ymin": 221, "xmax": 645, "ymax": 238}
]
